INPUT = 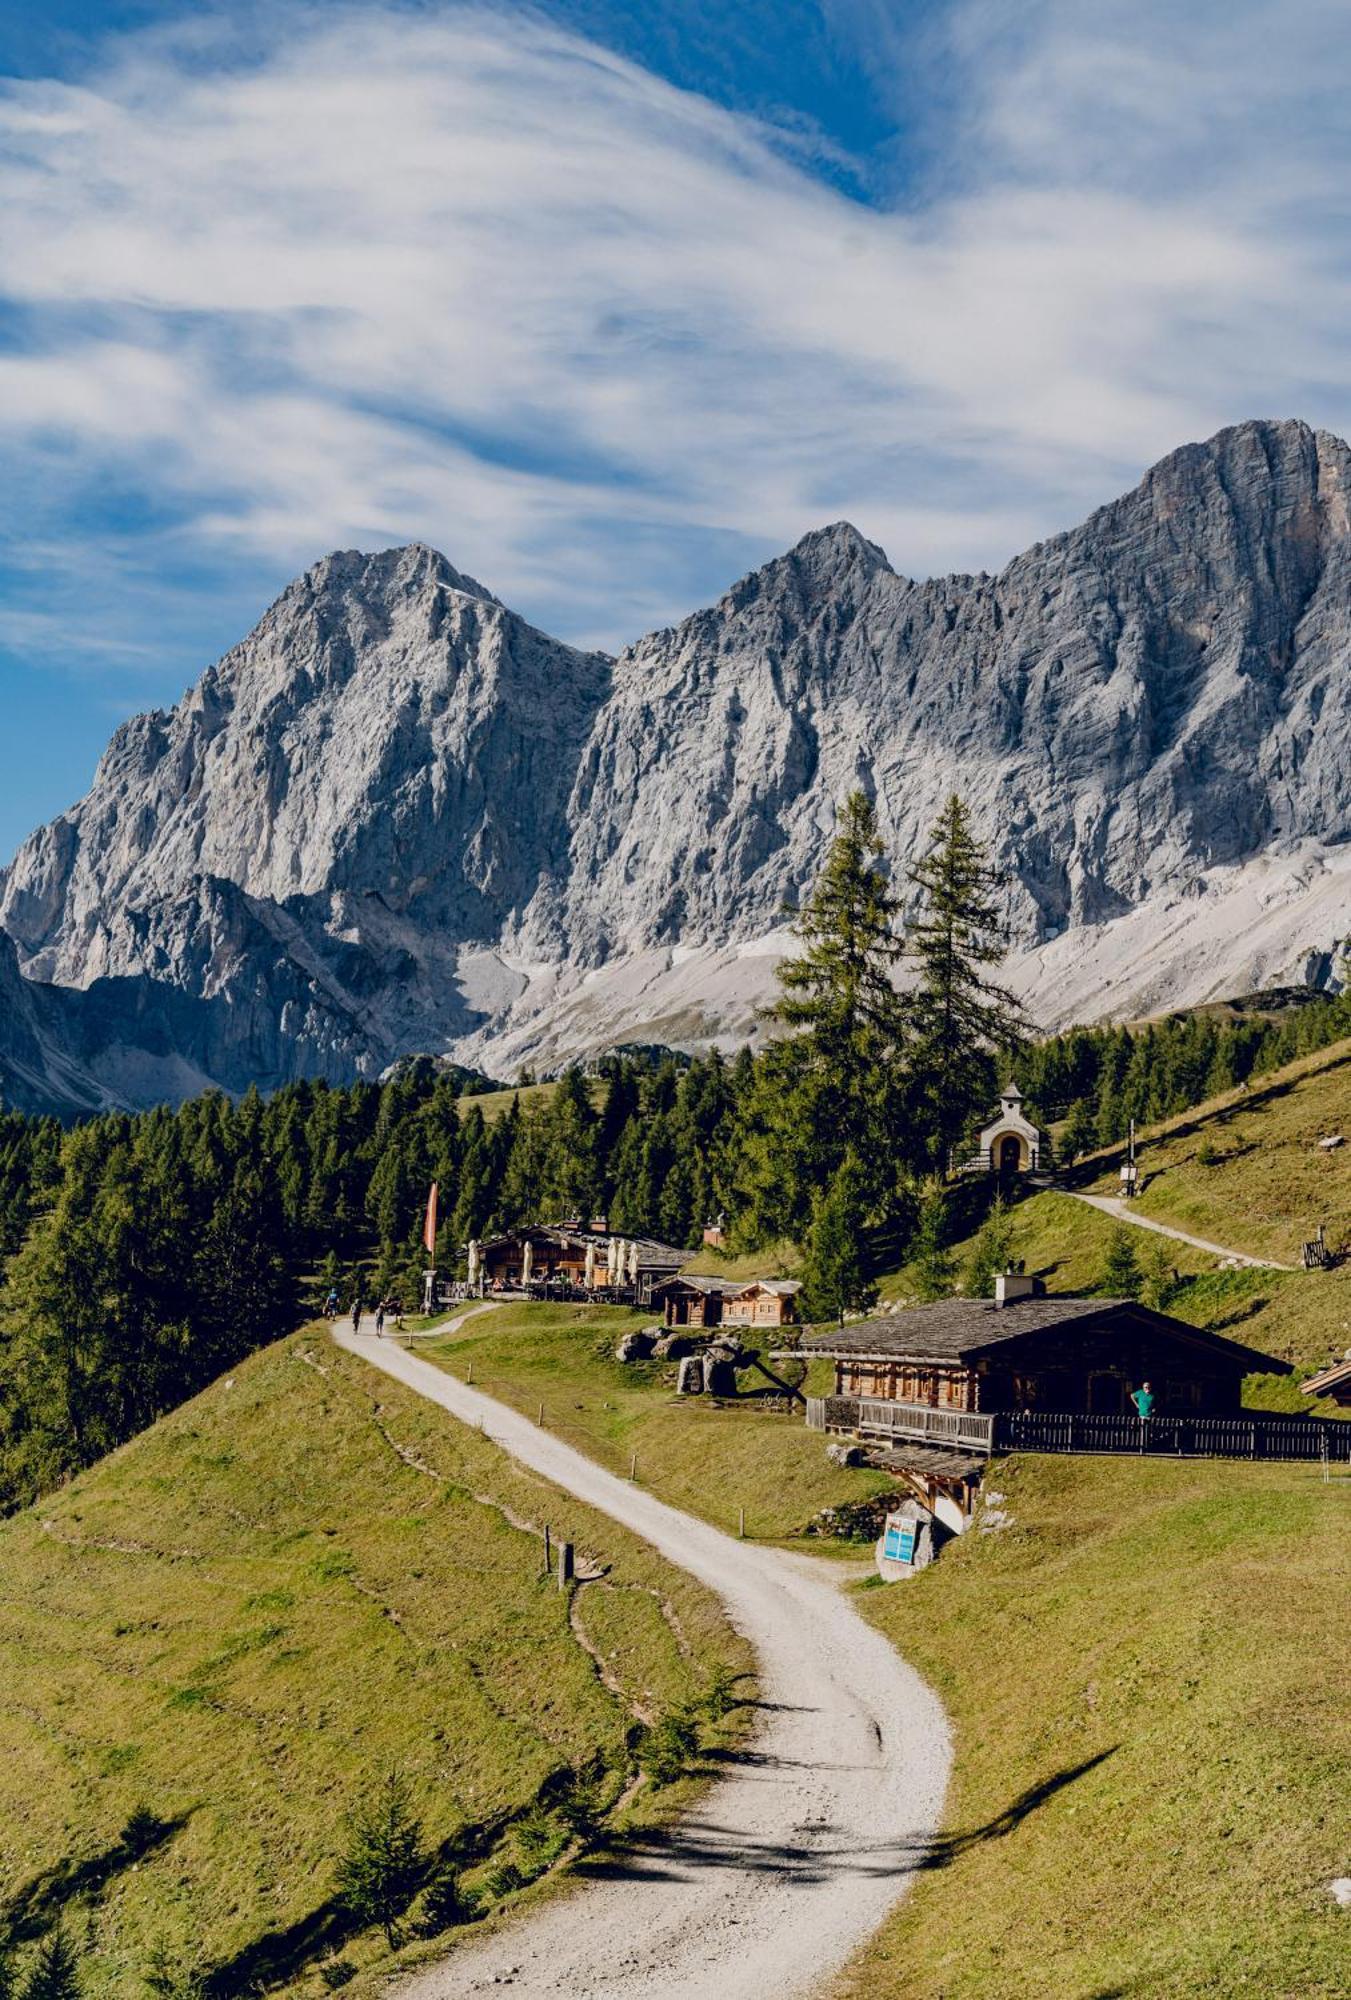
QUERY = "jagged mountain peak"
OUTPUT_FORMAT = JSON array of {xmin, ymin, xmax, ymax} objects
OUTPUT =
[
  {"xmin": 7, "ymin": 416, "xmax": 1351, "ymax": 1110},
  {"xmin": 294, "ymin": 540, "xmax": 503, "ymax": 611}
]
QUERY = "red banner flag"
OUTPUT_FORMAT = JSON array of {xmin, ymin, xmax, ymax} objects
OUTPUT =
[{"xmin": 423, "ymin": 1182, "xmax": 439, "ymax": 1255}]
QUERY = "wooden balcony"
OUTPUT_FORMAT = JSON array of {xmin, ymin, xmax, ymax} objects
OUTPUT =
[
  {"xmin": 807, "ymin": 1395, "xmax": 995, "ymax": 1452},
  {"xmin": 808, "ymin": 1395, "xmax": 1351, "ymax": 1464}
]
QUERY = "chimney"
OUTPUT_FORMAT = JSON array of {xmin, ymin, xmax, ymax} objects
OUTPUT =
[{"xmin": 994, "ymin": 1271, "xmax": 1042, "ymax": 1307}]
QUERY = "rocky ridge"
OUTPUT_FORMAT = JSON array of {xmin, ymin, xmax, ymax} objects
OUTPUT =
[{"xmin": 4, "ymin": 419, "xmax": 1351, "ymax": 1108}]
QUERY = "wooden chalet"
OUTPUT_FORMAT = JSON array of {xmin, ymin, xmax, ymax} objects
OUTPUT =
[
  {"xmin": 799, "ymin": 1283, "xmax": 1287, "ymax": 1421},
  {"xmin": 472, "ymin": 1224, "xmax": 691, "ymax": 1303},
  {"xmin": 652, "ymin": 1275, "xmax": 802, "ymax": 1330},
  {"xmin": 783, "ymin": 1277, "xmax": 1349, "ymax": 1475}
]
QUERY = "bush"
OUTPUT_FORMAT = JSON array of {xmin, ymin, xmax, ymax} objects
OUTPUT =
[
  {"xmin": 637, "ymin": 1708, "xmax": 700, "ymax": 1787},
  {"xmin": 120, "ymin": 1804, "xmax": 170, "ymax": 1859},
  {"xmin": 143, "ymin": 1939, "xmax": 205, "ymax": 1999},
  {"xmin": 482, "ymin": 1859, "xmax": 524, "ymax": 1901},
  {"xmin": 701, "ymin": 1662, "xmax": 741, "ymax": 1720},
  {"xmin": 513, "ymin": 1806, "xmax": 568, "ymax": 1877},
  {"xmin": 1197, "ymin": 1138, "xmax": 1220, "ymax": 1166},
  {"xmin": 418, "ymin": 1863, "xmax": 477, "ymax": 1935},
  {"xmin": 553, "ymin": 1776, "xmax": 608, "ymax": 1847},
  {"xmin": 318, "ymin": 1962, "xmax": 356, "ymax": 1991}
]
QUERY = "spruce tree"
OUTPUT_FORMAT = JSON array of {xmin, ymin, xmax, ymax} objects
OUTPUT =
[
  {"xmin": 1102, "ymin": 1225, "xmax": 1143, "ymax": 1300},
  {"xmin": 740, "ymin": 791, "xmax": 909, "ymax": 1239},
  {"xmin": 335, "ymin": 1771, "xmax": 425, "ymax": 1948},
  {"xmin": 910, "ymin": 1182, "xmax": 955, "ymax": 1301},
  {"xmin": 19, "ymin": 1920, "xmax": 81, "ymax": 2000},
  {"xmin": 907, "ymin": 794, "xmax": 1028, "ymax": 1168},
  {"xmin": 963, "ymin": 1196, "xmax": 1016, "ymax": 1298},
  {"xmin": 800, "ymin": 1155, "xmax": 876, "ymax": 1323}
]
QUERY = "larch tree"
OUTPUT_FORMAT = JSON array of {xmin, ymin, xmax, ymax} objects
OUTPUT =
[{"xmin": 907, "ymin": 794, "xmax": 1028, "ymax": 1169}]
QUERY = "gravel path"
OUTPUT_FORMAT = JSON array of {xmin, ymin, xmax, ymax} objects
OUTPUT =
[
  {"xmin": 335, "ymin": 1321, "xmax": 951, "ymax": 2000},
  {"xmin": 1060, "ymin": 1190, "xmax": 1294, "ymax": 1269}
]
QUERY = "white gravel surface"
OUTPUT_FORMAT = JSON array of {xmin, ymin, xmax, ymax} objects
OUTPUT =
[
  {"xmin": 1061, "ymin": 1190, "xmax": 1294, "ymax": 1269},
  {"xmin": 335, "ymin": 1322, "xmax": 951, "ymax": 2000}
]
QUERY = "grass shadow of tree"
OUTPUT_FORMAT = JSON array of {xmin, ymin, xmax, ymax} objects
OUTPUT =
[
  {"xmin": 3, "ymin": 1811, "xmax": 191, "ymax": 1943},
  {"xmin": 918, "ymin": 1747, "xmax": 1118, "ymax": 1870}
]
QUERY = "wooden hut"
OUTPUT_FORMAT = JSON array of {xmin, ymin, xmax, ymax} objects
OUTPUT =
[
  {"xmin": 653, "ymin": 1275, "xmax": 802, "ymax": 1330},
  {"xmin": 1301, "ymin": 1355, "xmax": 1351, "ymax": 1407},
  {"xmin": 795, "ymin": 1284, "xmax": 1288, "ymax": 1422}
]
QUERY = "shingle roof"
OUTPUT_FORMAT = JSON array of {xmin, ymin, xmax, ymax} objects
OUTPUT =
[
  {"xmin": 479, "ymin": 1225, "xmax": 691, "ymax": 1267},
  {"xmin": 651, "ymin": 1274, "xmax": 744, "ymax": 1296},
  {"xmin": 1301, "ymin": 1357, "xmax": 1351, "ymax": 1396},
  {"xmin": 800, "ymin": 1296, "xmax": 1289, "ymax": 1371}
]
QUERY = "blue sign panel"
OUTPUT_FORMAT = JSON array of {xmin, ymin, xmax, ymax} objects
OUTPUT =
[{"xmin": 883, "ymin": 1516, "xmax": 918, "ymax": 1564}]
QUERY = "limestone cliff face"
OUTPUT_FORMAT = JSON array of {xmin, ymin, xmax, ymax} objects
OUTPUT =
[
  {"xmin": 2, "ymin": 543, "xmax": 611, "ymax": 984},
  {"xmin": 4, "ymin": 419, "xmax": 1351, "ymax": 1108},
  {"xmin": 560, "ymin": 419, "xmax": 1351, "ymax": 958}
]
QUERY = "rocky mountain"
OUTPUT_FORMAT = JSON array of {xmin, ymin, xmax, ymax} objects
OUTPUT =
[{"xmin": 4, "ymin": 419, "xmax": 1351, "ymax": 1109}]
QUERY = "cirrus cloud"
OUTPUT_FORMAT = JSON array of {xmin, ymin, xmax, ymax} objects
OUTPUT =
[{"xmin": 0, "ymin": 0, "xmax": 1347, "ymax": 668}]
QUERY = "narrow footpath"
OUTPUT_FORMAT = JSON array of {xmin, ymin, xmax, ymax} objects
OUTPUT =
[
  {"xmin": 334, "ymin": 1321, "xmax": 951, "ymax": 2000},
  {"xmin": 1059, "ymin": 1189, "xmax": 1294, "ymax": 1270}
]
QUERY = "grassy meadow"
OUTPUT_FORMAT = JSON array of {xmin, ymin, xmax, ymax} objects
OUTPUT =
[
  {"xmin": 840, "ymin": 1452, "xmax": 1351, "ymax": 2000},
  {"xmin": 419, "ymin": 1301, "xmax": 891, "ymax": 1543},
  {"xmin": 0, "ymin": 1331, "xmax": 750, "ymax": 1996},
  {"xmin": 1079, "ymin": 1037, "xmax": 1351, "ymax": 1266},
  {"xmin": 422, "ymin": 1300, "xmax": 1351, "ymax": 1998}
]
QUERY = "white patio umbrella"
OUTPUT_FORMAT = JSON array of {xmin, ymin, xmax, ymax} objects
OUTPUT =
[
  {"xmin": 584, "ymin": 1240, "xmax": 596, "ymax": 1288},
  {"xmin": 627, "ymin": 1239, "xmax": 640, "ymax": 1286},
  {"xmin": 521, "ymin": 1239, "xmax": 533, "ymax": 1287},
  {"xmin": 467, "ymin": 1240, "xmax": 481, "ymax": 1289}
]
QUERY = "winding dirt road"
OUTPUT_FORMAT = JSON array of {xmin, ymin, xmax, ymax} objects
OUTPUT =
[
  {"xmin": 335, "ymin": 1321, "xmax": 950, "ymax": 2000},
  {"xmin": 1060, "ymin": 1189, "xmax": 1293, "ymax": 1269}
]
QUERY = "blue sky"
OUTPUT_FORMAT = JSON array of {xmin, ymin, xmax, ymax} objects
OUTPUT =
[{"xmin": 1, "ymin": 0, "xmax": 1349, "ymax": 856}]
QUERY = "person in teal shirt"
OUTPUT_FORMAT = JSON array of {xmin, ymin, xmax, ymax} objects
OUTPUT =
[{"xmin": 1131, "ymin": 1381, "xmax": 1155, "ymax": 1420}]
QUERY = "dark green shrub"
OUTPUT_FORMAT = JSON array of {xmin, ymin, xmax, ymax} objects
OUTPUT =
[
  {"xmin": 333, "ymin": 1771, "xmax": 424, "ymax": 1948},
  {"xmin": 637, "ymin": 1708, "xmax": 700, "ymax": 1786}
]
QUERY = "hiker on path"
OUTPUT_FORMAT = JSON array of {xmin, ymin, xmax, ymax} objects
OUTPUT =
[
  {"xmin": 325, "ymin": 1286, "xmax": 339, "ymax": 1317},
  {"xmin": 1131, "ymin": 1380, "xmax": 1154, "ymax": 1422},
  {"xmin": 375, "ymin": 1303, "xmax": 386, "ymax": 1337},
  {"xmin": 352, "ymin": 1299, "xmax": 363, "ymax": 1336}
]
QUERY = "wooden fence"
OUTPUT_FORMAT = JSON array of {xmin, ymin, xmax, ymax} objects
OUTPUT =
[{"xmin": 809, "ymin": 1394, "xmax": 1351, "ymax": 1463}]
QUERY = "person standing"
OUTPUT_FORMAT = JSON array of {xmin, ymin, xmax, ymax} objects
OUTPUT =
[
  {"xmin": 352, "ymin": 1298, "xmax": 363, "ymax": 1336},
  {"xmin": 375, "ymin": 1302, "xmax": 386, "ymax": 1338},
  {"xmin": 1131, "ymin": 1380, "xmax": 1154, "ymax": 1421}
]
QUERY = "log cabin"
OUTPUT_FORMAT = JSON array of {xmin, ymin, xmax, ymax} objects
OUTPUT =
[
  {"xmin": 1301, "ymin": 1355, "xmax": 1351, "ymax": 1406},
  {"xmin": 653, "ymin": 1275, "xmax": 802, "ymax": 1330},
  {"xmin": 796, "ymin": 1276, "xmax": 1288, "ymax": 1421}
]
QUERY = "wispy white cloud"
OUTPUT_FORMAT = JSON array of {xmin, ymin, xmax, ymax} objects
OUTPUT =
[{"xmin": 0, "ymin": 0, "xmax": 1348, "ymax": 659}]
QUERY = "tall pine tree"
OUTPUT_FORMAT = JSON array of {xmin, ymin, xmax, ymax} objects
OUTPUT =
[{"xmin": 907, "ymin": 794, "xmax": 1027, "ymax": 1168}]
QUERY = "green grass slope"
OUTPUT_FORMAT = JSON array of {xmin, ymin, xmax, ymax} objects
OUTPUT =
[
  {"xmin": 0, "ymin": 1332, "xmax": 749, "ymax": 1996},
  {"xmin": 421, "ymin": 1302, "xmax": 892, "ymax": 1543},
  {"xmin": 840, "ymin": 1453, "xmax": 1351, "ymax": 2000},
  {"xmin": 1079, "ymin": 1037, "xmax": 1351, "ymax": 1266},
  {"xmin": 424, "ymin": 1305, "xmax": 1350, "ymax": 1999}
]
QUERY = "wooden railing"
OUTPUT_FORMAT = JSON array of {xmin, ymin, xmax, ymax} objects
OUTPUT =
[
  {"xmin": 992, "ymin": 1408, "xmax": 1351, "ymax": 1462},
  {"xmin": 820, "ymin": 1395, "xmax": 996, "ymax": 1452},
  {"xmin": 813, "ymin": 1396, "xmax": 1351, "ymax": 1463}
]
